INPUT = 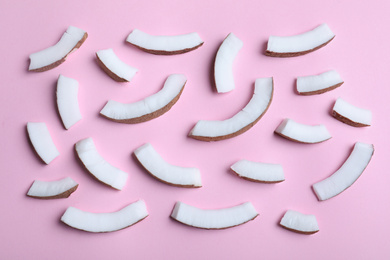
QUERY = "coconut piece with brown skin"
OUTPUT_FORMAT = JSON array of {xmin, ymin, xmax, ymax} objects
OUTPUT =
[
  {"xmin": 230, "ymin": 160, "xmax": 285, "ymax": 183},
  {"xmin": 27, "ymin": 177, "xmax": 78, "ymax": 199},
  {"xmin": 297, "ymin": 70, "xmax": 343, "ymax": 95},
  {"xmin": 332, "ymin": 98, "xmax": 372, "ymax": 127},
  {"xmin": 279, "ymin": 210, "xmax": 319, "ymax": 234}
]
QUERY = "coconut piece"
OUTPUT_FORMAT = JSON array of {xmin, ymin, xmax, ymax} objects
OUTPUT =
[
  {"xmin": 332, "ymin": 98, "xmax": 372, "ymax": 127},
  {"xmin": 134, "ymin": 143, "xmax": 201, "ymax": 188},
  {"xmin": 75, "ymin": 137, "xmax": 128, "ymax": 190},
  {"xmin": 297, "ymin": 70, "xmax": 343, "ymax": 95},
  {"xmin": 126, "ymin": 29, "xmax": 203, "ymax": 55},
  {"xmin": 280, "ymin": 210, "xmax": 319, "ymax": 234},
  {"xmin": 29, "ymin": 26, "xmax": 88, "ymax": 72},
  {"xmin": 274, "ymin": 118, "xmax": 331, "ymax": 144},
  {"xmin": 214, "ymin": 33, "xmax": 243, "ymax": 93},
  {"xmin": 189, "ymin": 77, "xmax": 273, "ymax": 141},
  {"xmin": 27, "ymin": 177, "xmax": 78, "ymax": 199},
  {"xmin": 231, "ymin": 160, "xmax": 285, "ymax": 183},
  {"xmin": 57, "ymin": 75, "xmax": 82, "ymax": 130},
  {"xmin": 171, "ymin": 201, "xmax": 258, "ymax": 230},
  {"xmin": 27, "ymin": 122, "xmax": 60, "ymax": 164},
  {"xmin": 313, "ymin": 142, "xmax": 374, "ymax": 201},
  {"xmin": 96, "ymin": 48, "xmax": 138, "ymax": 82},
  {"xmin": 61, "ymin": 200, "xmax": 148, "ymax": 232},
  {"xmin": 266, "ymin": 23, "xmax": 335, "ymax": 57},
  {"xmin": 100, "ymin": 74, "xmax": 186, "ymax": 124}
]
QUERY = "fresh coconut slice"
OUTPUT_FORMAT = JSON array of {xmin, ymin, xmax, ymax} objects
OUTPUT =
[
  {"xmin": 332, "ymin": 98, "xmax": 372, "ymax": 127},
  {"xmin": 171, "ymin": 201, "xmax": 258, "ymax": 229},
  {"xmin": 280, "ymin": 210, "xmax": 319, "ymax": 234},
  {"xmin": 27, "ymin": 177, "xmax": 78, "ymax": 199},
  {"xmin": 297, "ymin": 70, "xmax": 343, "ymax": 95},
  {"xmin": 27, "ymin": 122, "xmax": 60, "ymax": 164},
  {"xmin": 274, "ymin": 118, "xmax": 331, "ymax": 144},
  {"xmin": 231, "ymin": 160, "xmax": 285, "ymax": 183},
  {"xmin": 61, "ymin": 200, "xmax": 148, "ymax": 232},
  {"xmin": 29, "ymin": 26, "xmax": 88, "ymax": 72},
  {"xmin": 96, "ymin": 48, "xmax": 138, "ymax": 82},
  {"xmin": 100, "ymin": 74, "xmax": 186, "ymax": 124},
  {"xmin": 266, "ymin": 23, "xmax": 335, "ymax": 57},
  {"xmin": 75, "ymin": 137, "xmax": 128, "ymax": 190},
  {"xmin": 189, "ymin": 77, "xmax": 273, "ymax": 141},
  {"xmin": 126, "ymin": 29, "xmax": 203, "ymax": 55},
  {"xmin": 57, "ymin": 75, "xmax": 82, "ymax": 130},
  {"xmin": 214, "ymin": 33, "xmax": 243, "ymax": 93},
  {"xmin": 313, "ymin": 142, "xmax": 374, "ymax": 201},
  {"xmin": 134, "ymin": 143, "xmax": 201, "ymax": 188}
]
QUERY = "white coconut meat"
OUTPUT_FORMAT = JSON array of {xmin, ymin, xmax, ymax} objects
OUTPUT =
[
  {"xmin": 75, "ymin": 137, "xmax": 128, "ymax": 190},
  {"xmin": 266, "ymin": 23, "xmax": 335, "ymax": 57},
  {"xmin": 29, "ymin": 26, "xmax": 87, "ymax": 71},
  {"xmin": 190, "ymin": 77, "xmax": 273, "ymax": 141},
  {"xmin": 275, "ymin": 118, "xmax": 331, "ymax": 143},
  {"xmin": 297, "ymin": 70, "xmax": 343, "ymax": 95},
  {"xmin": 126, "ymin": 29, "xmax": 203, "ymax": 55},
  {"xmin": 61, "ymin": 200, "xmax": 148, "ymax": 232},
  {"xmin": 313, "ymin": 142, "xmax": 374, "ymax": 201},
  {"xmin": 332, "ymin": 98, "xmax": 372, "ymax": 127},
  {"xmin": 171, "ymin": 201, "xmax": 258, "ymax": 229},
  {"xmin": 27, "ymin": 177, "xmax": 78, "ymax": 199},
  {"xmin": 57, "ymin": 75, "xmax": 82, "ymax": 130},
  {"xmin": 100, "ymin": 74, "xmax": 186, "ymax": 123},
  {"xmin": 27, "ymin": 122, "xmax": 60, "ymax": 164},
  {"xmin": 214, "ymin": 33, "xmax": 243, "ymax": 93},
  {"xmin": 96, "ymin": 48, "xmax": 138, "ymax": 82},
  {"xmin": 231, "ymin": 160, "xmax": 285, "ymax": 183},
  {"xmin": 280, "ymin": 210, "xmax": 319, "ymax": 234}
]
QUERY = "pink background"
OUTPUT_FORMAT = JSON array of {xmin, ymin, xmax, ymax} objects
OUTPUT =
[{"xmin": 1, "ymin": 0, "xmax": 390, "ymax": 259}]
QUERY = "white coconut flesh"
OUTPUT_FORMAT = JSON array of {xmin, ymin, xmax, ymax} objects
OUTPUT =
[
  {"xmin": 280, "ymin": 210, "xmax": 319, "ymax": 234},
  {"xmin": 190, "ymin": 77, "xmax": 273, "ymax": 141},
  {"xmin": 134, "ymin": 143, "xmax": 202, "ymax": 187},
  {"xmin": 214, "ymin": 33, "xmax": 243, "ymax": 93},
  {"xmin": 75, "ymin": 137, "xmax": 128, "ymax": 190},
  {"xmin": 27, "ymin": 177, "xmax": 78, "ymax": 198},
  {"xmin": 57, "ymin": 75, "xmax": 82, "ymax": 130},
  {"xmin": 266, "ymin": 23, "xmax": 335, "ymax": 55},
  {"xmin": 297, "ymin": 70, "xmax": 343, "ymax": 94},
  {"xmin": 29, "ymin": 26, "xmax": 87, "ymax": 71},
  {"xmin": 313, "ymin": 142, "xmax": 374, "ymax": 201},
  {"xmin": 100, "ymin": 74, "xmax": 186, "ymax": 122},
  {"xmin": 171, "ymin": 201, "xmax": 258, "ymax": 229},
  {"xmin": 275, "ymin": 118, "xmax": 331, "ymax": 143},
  {"xmin": 231, "ymin": 160, "xmax": 285, "ymax": 183},
  {"xmin": 27, "ymin": 122, "xmax": 60, "ymax": 164},
  {"xmin": 332, "ymin": 98, "xmax": 372, "ymax": 126},
  {"xmin": 96, "ymin": 48, "xmax": 138, "ymax": 82},
  {"xmin": 61, "ymin": 200, "xmax": 148, "ymax": 232},
  {"xmin": 126, "ymin": 29, "xmax": 203, "ymax": 53}
]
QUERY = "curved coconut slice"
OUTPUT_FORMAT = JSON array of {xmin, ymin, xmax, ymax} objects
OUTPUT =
[
  {"xmin": 27, "ymin": 122, "xmax": 59, "ymax": 164},
  {"xmin": 134, "ymin": 143, "xmax": 201, "ymax": 188},
  {"xmin": 100, "ymin": 74, "xmax": 186, "ymax": 124},
  {"xmin": 29, "ymin": 26, "xmax": 88, "ymax": 72},
  {"xmin": 189, "ymin": 77, "xmax": 273, "ymax": 141},
  {"xmin": 275, "ymin": 118, "xmax": 331, "ymax": 144},
  {"xmin": 171, "ymin": 201, "xmax": 258, "ymax": 229},
  {"xmin": 57, "ymin": 75, "xmax": 82, "ymax": 130},
  {"xmin": 96, "ymin": 48, "xmax": 138, "ymax": 82},
  {"xmin": 214, "ymin": 33, "xmax": 243, "ymax": 93},
  {"xmin": 61, "ymin": 200, "xmax": 148, "ymax": 232},
  {"xmin": 27, "ymin": 177, "xmax": 78, "ymax": 199},
  {"xmin": 280, "ymin": 210, "xmax": 319, "ymax": 234},
  {"xmin": 297, "ymin": 70, "xmax": 343, "ymax": 95},
  {"xmin": 126, "ymin": 29, "xmax": 203, "ymax": 55},
  {"xmin": 75, "ymin": 137, "xmax": 128, "ymax": 190},
  {"xmin": 231, "ymin": 160, "xmax": 285, "ymax": 183},
  {"xmin": 332, "ymin": 98, "xmax": 372, "ymax": 127},
  {"xmin": 313, "ymin": 142, "xmax": 374, "ymax": 201},
  {"xmin": 266, "ymin": 23, "xmax": 335, "ymax": 57}
]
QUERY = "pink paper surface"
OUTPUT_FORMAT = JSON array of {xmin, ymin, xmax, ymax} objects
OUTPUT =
[{"xmin": 1, "ymin": 0, "xmax": 390, "ymax": 259}]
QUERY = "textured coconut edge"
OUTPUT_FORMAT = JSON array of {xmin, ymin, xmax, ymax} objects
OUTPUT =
[
  {"xmin": 95, "ymin": 53, "xmax": 128, "ymax": 82},
  {"xmin": 127, "ymin": 41, "xmax": 203, "ymax": 55},
  {"xmin": 297, "ymin": 82, "xmax": 343, "ymax": 95},
  {"xmin": 27, "ymin": 184, "xmax": 78, "ymax": 199}
]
